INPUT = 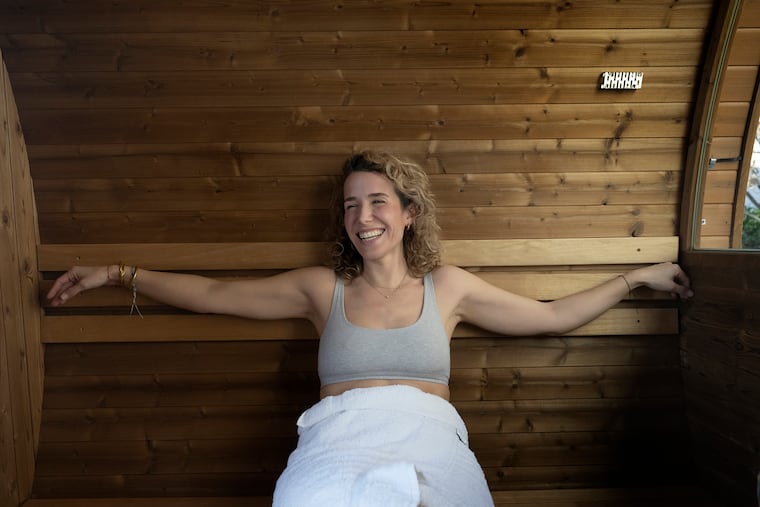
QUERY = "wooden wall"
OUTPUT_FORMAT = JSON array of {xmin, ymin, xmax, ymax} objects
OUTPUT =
[
  {"xmin": 0, "ymin": 50, "xmax": 44, "ymax": 506},
  {"xmin": 0, "ymin": 0, "xmax": 725, "ymax": 501},
  {"xmin": 680, "ymin": 251, "xmax": 760, "ymax": 507}
]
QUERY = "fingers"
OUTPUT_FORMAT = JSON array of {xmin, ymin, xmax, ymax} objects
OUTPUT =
[
  {"xmin": 46, "ymin": 271, "xmax": 78, "ymax": 306},
  {"xmin": 46, "ymin": 267, "xmax": 92, "ymax": 306},
  {"xmin": 666, "ymin": 263, "xmax": 693, "ymax": 299}
]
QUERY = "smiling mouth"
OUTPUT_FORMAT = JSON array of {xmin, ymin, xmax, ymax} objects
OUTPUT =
[{"xmin": 357, "ymin": 229, "xmax": 384, "ymax": 241}]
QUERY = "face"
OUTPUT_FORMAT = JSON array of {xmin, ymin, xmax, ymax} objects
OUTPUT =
[{"xmin": 343, "ymin": 171, "xmax": 413, "ymax": 261}]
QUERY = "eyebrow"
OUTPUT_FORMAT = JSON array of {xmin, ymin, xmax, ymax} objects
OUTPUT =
[{"xmin": 343, "ymin": 192, "xmax": 390, "ymax": 203}]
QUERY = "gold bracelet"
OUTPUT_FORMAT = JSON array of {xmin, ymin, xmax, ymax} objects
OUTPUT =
[{"xmin": 118, "ymin": 262, "xmax": 126, "ymax": 286}]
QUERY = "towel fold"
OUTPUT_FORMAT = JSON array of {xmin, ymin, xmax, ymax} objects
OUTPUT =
[{"xmin": 349, "ymin": 462, "xmax": 420, "ymax": 506}]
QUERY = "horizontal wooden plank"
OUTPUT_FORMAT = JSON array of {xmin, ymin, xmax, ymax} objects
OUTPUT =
[
  {"xmin": 33, "ymin": 171, "xmax": 681, "ymax": 213},
  {"xmin": 470, "ymin": 430, "xmax": 689, "ymax": 467},
  {"xmin": 32, "ymin": 431, "xmax": 686, "ymax": 478},
  {"xmin": 29, "ymin": 472, "xmax": 278, "ymax": 499},
  {"xmin": 26, "ymin": 138, "xmax": 687, "ymax": 178},
  {"xmin": 42, "ymin": 340, "xmax": 319, "ymax": 376},
  {"xmin": 19, "ymin": 104, "xmax": 692, "ymax": 145},
  {"xmin": 702, "ymin": 170, "xmax": 738, "ymax": 204},
  {"xmin": 456, "ymin": 398, "xmax": 686, "ymax": 434},
  {"xmin": 42, "ymin": 372, "xmax": 319, "ymax": 409},
  {"xmin": 38, "ymin": 405, "xmax": 307, "ymax": 442},
  {"xmin": 451, "ymin": 365, "xmax": 683, "ymax": 402},
  {"xmin": 35, "ymin": 432, "xmax": 686, "ymax": 475},
  {"xmin": 35, "ymin": 437, "xmax": 295, "ymax": 476},
  {"xmin": 39, "ymin": 308, "xmax": 678, "ymax": 343},
  {"xmin": 450, "ymin": 336, "xmax": 680, "ymax": 369},
  {"xmin": 441, "ymin": 237, "xmax": 678, "ymax": 267},
  {"xmin": 728, "ymin": 28, "xmax": 760, "ymax": 66},
  {"xmin": 711, "ymin": 101, "xmax": 751, "ymax": 138},
  {"xmin": 40, "ymin": 364, "xmax": 680, "ymax": 409},
  {"xmin": 720, "ymin": 66, "xmax": 760, "ymax": 102},
  {"xmin": 10, "ymin": 67, "xmax": 699, "ymax": 109},
  {"xmin": 36, "ymin": 204, "xmax": 679, "ymax": 243},
  {"xmin": 706, "ymin": 136, "xmax": 743, "ymax": 161},
  {"xmin": 1, "ymin": 30, "xmax": 707, "ymax": 72},
  {"xmin": 699, "ymin": 203, "xmax": 732, "ymax": 236},
  {"xmin": 0, "ymin": 0, "xmax": 713, "ymax": 33},
  {"xmin": 41, "ymin": 336, "xmax": 678, "ymax": 378},
  {"xmin": 37, "ymin": 397, "xmax": 684, "ymax": 443},
  {"xmin": 37, "ymin": 237, "xmax": 679, "ymax": 271}
]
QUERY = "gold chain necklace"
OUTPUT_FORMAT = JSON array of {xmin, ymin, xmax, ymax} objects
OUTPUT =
[{"xmin": 364, "ymin": 271, "xmax": 408, "ymax": 301}]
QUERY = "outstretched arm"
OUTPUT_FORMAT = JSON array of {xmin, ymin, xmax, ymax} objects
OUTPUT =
[
  {"xmin": 46, "ymin": 264, "xmax": 332, "ymax": 322},
  {"xmin": 543, "ymin": 262, "xmax": 692, "ymax": 333},
  {"xmin": 450, "ymin": 262, "xmax": 692, "ymax": 337}
]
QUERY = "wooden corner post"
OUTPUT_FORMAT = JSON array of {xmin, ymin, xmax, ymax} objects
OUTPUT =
[{"xmin": 0, "ymin": 49, "xmax": 45, "ymax": 507}]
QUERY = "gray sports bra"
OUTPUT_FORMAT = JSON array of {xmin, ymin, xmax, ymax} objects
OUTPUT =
[{"xmin": 318, "ymin": 272, "xmax": 450, "ymax": 387}]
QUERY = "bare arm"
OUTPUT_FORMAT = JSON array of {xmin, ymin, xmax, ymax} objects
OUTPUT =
[
  {"xmin": 46, "ymin": 264, "xmax": 333, "ymax": 322},
  {"xmin": 448, "ymin": 262, "xmax": 692, "ymax": 336}
]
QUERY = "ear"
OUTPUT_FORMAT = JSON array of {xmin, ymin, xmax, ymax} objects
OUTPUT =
[{"xmin": 404, "ymin": 203, "xmax": 418, "ymax": 227}]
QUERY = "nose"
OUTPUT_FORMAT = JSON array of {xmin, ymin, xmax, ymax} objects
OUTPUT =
[{"xmin": 358, "ymin": 203, "xmax": 373, "ymax": 223}]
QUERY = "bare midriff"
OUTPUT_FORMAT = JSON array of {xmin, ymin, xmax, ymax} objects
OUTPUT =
[{"xmin": 320, "ymin": 378, "xmax": 450, "ymax": 400}]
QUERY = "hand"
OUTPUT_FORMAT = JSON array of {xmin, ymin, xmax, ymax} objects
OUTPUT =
[
  {"xmin": 628, "ymin": 262, "xmax": 693, "ymax": 299},
  {"xmin": 46, "ymin": 265, "xmax": 115, "ymax": 306}
]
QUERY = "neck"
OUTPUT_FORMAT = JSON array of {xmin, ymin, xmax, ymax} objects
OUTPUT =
[
  {"xmin": 362, "ymin": 266, "xmax": 409, "ymax": 289},
  {"xmin": 362, "ymin": 259, "xmax": 409, "ymax": 288}
]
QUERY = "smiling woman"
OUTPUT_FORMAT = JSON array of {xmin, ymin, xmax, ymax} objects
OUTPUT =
[
  {"xmin": 327, "ymin": 151, "xmax": 441, "ymax": 281},
  {"xmin": 45, "ymin": 151, "xmax": 692, "ymax": 506}
]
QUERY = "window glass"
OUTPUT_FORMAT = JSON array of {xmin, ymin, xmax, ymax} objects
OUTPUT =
[{"xmin": 742, "ymin": 127, "xmax": 760, "ymax": 248}]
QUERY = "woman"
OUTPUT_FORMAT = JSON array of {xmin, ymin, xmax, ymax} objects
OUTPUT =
[{"xmin": 47, "ymin": 151, "xmax": 693, "ymax": 506}]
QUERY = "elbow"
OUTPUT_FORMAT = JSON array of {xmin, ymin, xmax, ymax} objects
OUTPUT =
[{"xmin": 542, "ymin": 304, "xmax": 583, "ymax": 335}]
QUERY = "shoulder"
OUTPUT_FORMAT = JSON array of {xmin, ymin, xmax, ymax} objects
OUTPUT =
[
  {"xmin": 430, "ymin": 264, "xmax": 482, "ymax": 298},
  {"xmin": 263, "ymin": 266, "xmax": 335, "ymax": 301},
  {"xmin": 431, "ymin": 264, "xmax": 475, "ymax": 285},
  {"xmin": 285, "ymin": 266, "xmax": 337, "ymax": 327}
]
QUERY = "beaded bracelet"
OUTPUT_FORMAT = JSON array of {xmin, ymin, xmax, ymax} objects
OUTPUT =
[{"xmin": 128, "ymin": 265, "xmax": 143, "ymax": 318}]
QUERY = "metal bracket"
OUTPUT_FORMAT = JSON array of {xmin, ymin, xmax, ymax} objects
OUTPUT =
[{"xmin": 708, "ymin": 155, "xmax": 742, "ymax": 169}]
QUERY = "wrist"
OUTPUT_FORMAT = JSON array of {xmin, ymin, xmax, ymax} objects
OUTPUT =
[
  {"xmin": 619, "ymin": 273, "xmax": 633, "ymax": 295},
  {"xmin": 106, "ymin": 264, "xmax": 119, "ymax": 285},
  {"xmin": 622, "ymin": 269, "xmax": 644, "ymax": 290}
]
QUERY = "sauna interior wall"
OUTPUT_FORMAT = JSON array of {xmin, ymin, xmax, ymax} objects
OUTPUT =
[{"xmin": 0, "ymin": 0, "xmax": 715, "ymax": 498}]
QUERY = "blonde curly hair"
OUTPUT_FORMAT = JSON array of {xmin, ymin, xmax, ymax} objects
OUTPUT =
[{"xmin": 327, "ymin": 151, "xmax": 441, "ymax": 280}]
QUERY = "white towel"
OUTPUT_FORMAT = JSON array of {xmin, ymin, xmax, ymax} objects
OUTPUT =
[{"xmin": 272, "ymin": 385, "xmax": 494, "ymax": 507}]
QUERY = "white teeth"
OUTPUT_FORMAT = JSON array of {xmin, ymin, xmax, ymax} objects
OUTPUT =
[{"xmin": 358, "ymin": 230, "xmax": 384, "ymax": 240}]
